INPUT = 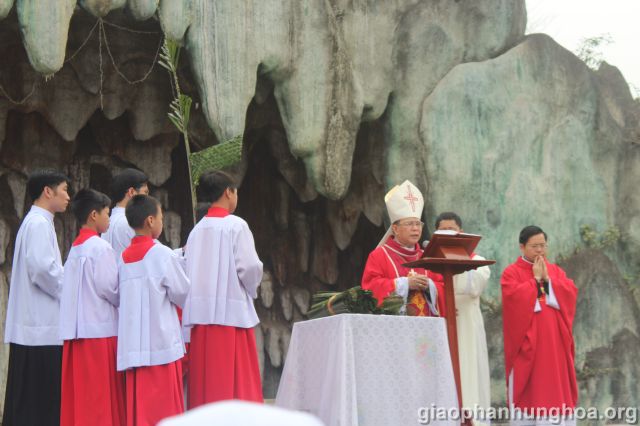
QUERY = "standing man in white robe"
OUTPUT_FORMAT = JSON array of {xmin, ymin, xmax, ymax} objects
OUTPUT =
[
  {"xmin": 3, "ymin": 169, "xmax": 70, "ymax": 426},
  {"xmin": 431, "ymin": 212, "xmax": 491, "ymax": 422},
  {"xmin": 183, "ymin": 171, "xmax": 264, "ymax": 408},
  {"xmin": 102, "ymin": 168, "xmax": 149, "ymax": 255}
]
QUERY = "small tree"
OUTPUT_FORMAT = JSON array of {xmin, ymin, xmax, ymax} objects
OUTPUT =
[{"xmin": 575, "ymin": 33, "xmax": 613, "ymax": 70}]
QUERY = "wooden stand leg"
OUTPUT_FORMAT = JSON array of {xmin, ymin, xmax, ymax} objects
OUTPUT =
[{"xmin": 442, "ymin": 269, "xmax": 472, "ymax": 426}]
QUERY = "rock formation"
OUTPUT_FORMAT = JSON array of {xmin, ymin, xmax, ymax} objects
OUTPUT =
[{"xmin": 1, "ymin": 0, "xmax": 638, "ymax": 412}]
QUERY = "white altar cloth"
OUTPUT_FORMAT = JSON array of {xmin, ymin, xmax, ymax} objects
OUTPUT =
[{"xmin": 276, "ymin": 314, "xmax": 459, "ymax": 426}]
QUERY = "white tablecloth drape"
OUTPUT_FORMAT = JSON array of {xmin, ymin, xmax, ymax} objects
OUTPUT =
[{"xmin": 275, "ymin": 314, "xmax": 459, "ymax": 426}]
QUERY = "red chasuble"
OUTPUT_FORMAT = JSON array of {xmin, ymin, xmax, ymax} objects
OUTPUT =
[
  {"xmin": 187, "ymin": 206, "xmax": 263, "ymax": 409},
  {"xmin": 501, "ymin": 256, "xmax": 578, "ymax": 411},
  {"xmin": 61, "ymin": 229, "xmax": 126, "ymax": 426},
  {"xmin": 122, "ymin": 236, "xmax": 185, "ymax": 426},
  {"xmin": 361, "ymin": 236, "xmax": 445, "ymax": 316}
]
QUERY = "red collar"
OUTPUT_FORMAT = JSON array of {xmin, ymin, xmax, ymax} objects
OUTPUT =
[
  {"xmin": 122, "ymin": 235, "xmax": 155, "ymax": 263},
  {"xmin": 72, "ymin": 228, "xmax": 99, "ymax": 246},
  {"xmin": 383, "ymin": 236, "xmax": 422, "ymax": 260},
  {"xmin": 206, "ymin": 207, "xmax": 230, "ymax": 218}
]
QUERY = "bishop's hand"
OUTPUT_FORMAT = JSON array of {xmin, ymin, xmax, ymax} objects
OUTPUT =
[{"xmin": 408, "ymin": 274, "xmax": 429, "ymax": 291}]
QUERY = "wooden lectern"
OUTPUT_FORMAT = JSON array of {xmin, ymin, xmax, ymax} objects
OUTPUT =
[{"xmin": 404, "ymin": 231, "xmax": 495, "ymax": 423}]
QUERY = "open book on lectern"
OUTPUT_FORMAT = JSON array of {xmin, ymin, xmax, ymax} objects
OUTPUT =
[{"xmin": 421, "ymin": 230, "xmax": 482, "ymax": 260}]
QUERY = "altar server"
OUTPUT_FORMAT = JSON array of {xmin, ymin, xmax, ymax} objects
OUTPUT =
[
  {"xmin": 183, "ymin": 171, "xmax": 264, "ymax": 408},
  {"xmin": 102, "ymin": 168, "xmax": 148, "ymax": 255},
  {"xmin": 60, "ymin": 188, "xmax": 125, "ymax": 426},
  {"xmin": 3, "ymin": 169, "xmax": 70, "ymax": 426},
  {"xmin": 117, "ymin": 195, "xmax": 190, "ymax": 426}
]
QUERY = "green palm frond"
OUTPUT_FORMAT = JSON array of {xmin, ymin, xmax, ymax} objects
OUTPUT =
[
  {"xmin": 160, "ymin": 34, "xmax": 243, "ymax": 224},
  {"xmin": 190, "ymin": 135, "xmax": 243, "ymax": 184},
  {"xmin": 160, "ymin": 36, "xmax": 196, "ymax": 224},
  {"xmin": 168, "ymin": 94, "xmax": 192, "ymax": 133},
  {"xmin": 159, "ymin": 37, "xmax": 180, "ymax": 74}
]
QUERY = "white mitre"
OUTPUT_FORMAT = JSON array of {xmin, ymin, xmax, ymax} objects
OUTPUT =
[{"xmin": 377, "ymin": 180, "xmax": 424, "ymax": 247}]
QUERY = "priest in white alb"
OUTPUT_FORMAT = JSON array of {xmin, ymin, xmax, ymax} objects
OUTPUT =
[{"xmin": 428, "ymin": 212, "xmax": 491, "ymax": 423}]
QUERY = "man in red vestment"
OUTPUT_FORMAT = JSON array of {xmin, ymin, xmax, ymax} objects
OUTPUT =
[
  {"xmin": 362, "ymin": 180, "xmax": 445, "ymax": 316},
  {"xmin": 501, "ymin": 225, "xmax": 578, "ymax": 423}
]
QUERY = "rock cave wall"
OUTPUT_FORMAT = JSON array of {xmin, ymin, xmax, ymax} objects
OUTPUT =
[{"xmin": 1, "ymin": 0, "xmax": 639, "ymax": 411}]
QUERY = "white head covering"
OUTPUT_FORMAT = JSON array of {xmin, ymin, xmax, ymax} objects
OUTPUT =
[
  {"xmin": 158, "ymin": 401, "xmax": 325, "ymax": 426},
  {"xmin": 377, "ymin": 180, "xmax": 424, "ymax": 247}
]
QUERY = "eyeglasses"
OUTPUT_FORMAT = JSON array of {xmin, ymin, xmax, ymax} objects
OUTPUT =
[
  {"xmin": 527, "ymin": 243, "xmax": 548, "ymax": 249},
  {"xmin": 396, "ymin": 221, "xmax": 424, "ymax": 228}
]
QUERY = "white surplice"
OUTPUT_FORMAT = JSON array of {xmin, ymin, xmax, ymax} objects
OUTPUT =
[
  {"xmin": 183, "ymin": 214, "xmax": 263, "ymax": 328},
  {"xmin": 59, "ymin": 234, "xmax": 119, "ymax": 340},
  {"xmin": 116, "ymin": 243, "xmax": 190, "ymax": 371},
  {"xmin": 454, "ymin": 254, "xmax": 491, "ymax": 417},
  {"xmin": 4, "ymin": 206, "xmax": 64, "ymax": 346},
  {"xmin": 101, "ymin": 206, "xmax": 134, "ymax": 256}
]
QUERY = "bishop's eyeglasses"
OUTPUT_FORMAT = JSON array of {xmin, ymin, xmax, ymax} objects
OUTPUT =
[{"xmin": 395, "ymin": 221, "xmax": 425, "ymax": 228}]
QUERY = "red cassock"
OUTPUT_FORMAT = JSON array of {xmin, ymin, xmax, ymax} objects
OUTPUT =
[
  {"xmin": 61, "ymin": 337, "xmax": 126, "ymax": 426},
  {"xmin": 501, "ymin": 257, "xmax": 578, "ymax": 411},
  {"xmin": 185, "ymin": 206, "xmax": 263, "ymax": 409},
  {"xmin": 175, "ymin": 307, "xmax": 190, "ymax": 377},
  {"xmin": 362, "ymin": 236, "xmax": 446, "ymax": 316},
  {"xmin": 126, "ymin": 361, "xmax": 184, "ymax": 426},
  {"xmin": 188, "ymin": 325, "xmax": 263, "ymax": 408},
  {"xmin": 121, "ymin": 237, "xmax": 186, "ymax": 426}
]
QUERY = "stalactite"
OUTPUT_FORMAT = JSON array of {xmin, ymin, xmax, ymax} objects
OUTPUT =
[{"xmin": 1, "ymin": 1, "xmax": 639, "ymax": 407}]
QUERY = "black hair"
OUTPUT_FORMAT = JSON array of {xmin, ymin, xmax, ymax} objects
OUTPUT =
[
  {"xmin": 195, "ymin": 203, "xmax": 210, "ymax": 222},
  {"xmin": 519, "ymin": 225, "xmax": 548, "ymax": 245},
  {"xmin": 125, "ymin": 195, "xmax": 161, "ymax": 229},
  {"xmin": 26, "ymin": 169, "xmax": 70, "ymax": 202},
  {"xmin": 435, "ymin": 211, "xmax": 462, "ymax": 229},
  {"xmin": 196, "ymin": 171, "xmax": 236, "ymax": 204},
  {"xmin": 111, "ymin": 168, "xmax": 148, "ymax": 203},
  {"xmin": 71, "ymin": 189, "xmax": 111, "ymax": 224}
]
